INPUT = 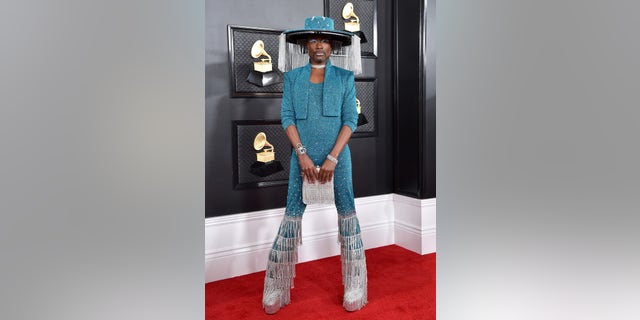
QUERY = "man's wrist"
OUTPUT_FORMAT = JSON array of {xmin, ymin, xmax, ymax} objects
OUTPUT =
[{"xmin": 295, "ymin": 143, "xmax": 307, "ymax": 156}]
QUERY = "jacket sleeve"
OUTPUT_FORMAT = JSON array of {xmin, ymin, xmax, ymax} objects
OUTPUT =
[
  {"xmin": 341, "ymin": 72, "xmax": 358, "ymax": 132},
  {"xmin": 280, "ymin": 72, "xmax": 296, "ymax": 130}
]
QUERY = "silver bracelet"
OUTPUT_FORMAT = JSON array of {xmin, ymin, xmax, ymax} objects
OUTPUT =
[
  {"xmin": 326, "ymin": 154, "xmax": 338, "ymax": 164},
  {"xmin": 295, "ymin": 143, "xmax": 306, "ymax": 155}
]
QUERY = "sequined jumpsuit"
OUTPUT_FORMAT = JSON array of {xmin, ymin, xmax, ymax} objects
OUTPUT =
[{"xmin": 262, "ymin": 60, "xmax": 368, "ymax": 312}]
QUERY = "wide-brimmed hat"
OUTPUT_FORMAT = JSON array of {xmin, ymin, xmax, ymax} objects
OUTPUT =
[
  {"xmin": 278, "ymin": 16, "xmax": 362, "ymax": 74},
  {"xmin": 283, "ymin": 16, "xmax": 354, "ymax": 46}
]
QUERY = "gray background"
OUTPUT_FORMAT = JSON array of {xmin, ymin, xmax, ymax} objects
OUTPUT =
[
  {"xmin": 438, "ymin": 0, "xmax": 640, "ymax": 319},
  {"xmin": 1, "ymin": 1, "xmax": 203, "ymax": 319}
]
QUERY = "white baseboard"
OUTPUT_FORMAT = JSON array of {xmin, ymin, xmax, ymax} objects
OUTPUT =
[
  {"xmin": 205, "ymin": 193, "xmax": 434, "ymax": 283},
  {"xmin": 393, "ymin": 194, "xmax": 437, "ymax": 255}
]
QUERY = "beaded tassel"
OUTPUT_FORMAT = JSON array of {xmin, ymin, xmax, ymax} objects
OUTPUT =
[
  {"xmin": 338, "ymin": 213, "xmax": 368, "ymax": 311},
  {"xmin": 278, "ymin": 34, "xmax": 362, "ymax": 75},
  {"xmin": 262, "ymin": 215, "xmax": 303, "ymax": 311}
]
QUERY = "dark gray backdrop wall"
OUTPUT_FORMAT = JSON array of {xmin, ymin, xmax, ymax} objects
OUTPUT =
[
  {"xmin": 394, "ymin": 0, "xmax": 436, "ymax": 199},
  {"xmin": 206, "ymin": 0, "xmax": 394, "ymax": 217}
]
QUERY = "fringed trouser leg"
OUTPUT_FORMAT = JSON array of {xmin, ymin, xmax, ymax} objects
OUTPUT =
[
  {"xmin": 262, "ymin": 215, "xmax": 302, "ymax": 313},
  {"xmin": 338, "ymin": 213, "xmax": 368, "ymax": 311}
]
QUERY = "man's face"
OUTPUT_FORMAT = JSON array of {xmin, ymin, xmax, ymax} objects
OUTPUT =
[{"xmin": 306, "ymin": 35, "xmax": 332, "ymax": 64}]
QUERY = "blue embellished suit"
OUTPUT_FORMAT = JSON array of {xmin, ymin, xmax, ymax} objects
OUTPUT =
[{"xmin": 280, "ymin": 59, "xmax": 359, "ymax": 217}]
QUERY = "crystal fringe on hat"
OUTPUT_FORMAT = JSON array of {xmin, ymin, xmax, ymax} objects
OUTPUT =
[{"xmin": 278, "ymin": 16, "xmax": 362, "ymax": 74}]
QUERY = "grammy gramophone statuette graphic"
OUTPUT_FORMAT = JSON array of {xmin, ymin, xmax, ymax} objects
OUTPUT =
[
  {"xmin": 249, "ymin": 132, "xmax": 284, "ymax": 177},
  {"xmin": 356, "ymin": 98, "xmax": 368, "ymax": 126},
  {"xmin": 342, "ymin": 2, "xmax": 367, "ymax": 43},
  {"xmin": 246, "ymin": 40, "xmax": 283, "ymax": 87}
]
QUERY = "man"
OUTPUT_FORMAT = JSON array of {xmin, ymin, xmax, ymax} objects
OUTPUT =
[{"xmin": 261, "ymin": 16, "xmax": 367, "ymax": 314}]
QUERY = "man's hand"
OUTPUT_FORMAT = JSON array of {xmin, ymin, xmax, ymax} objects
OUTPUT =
[
  {"xmin": 318, "ymin": 159, "xmax": 336, "ymax": 184},
  {"xmin": 298, "ymin": 154, "xmax": 318, "ymax": 183}
]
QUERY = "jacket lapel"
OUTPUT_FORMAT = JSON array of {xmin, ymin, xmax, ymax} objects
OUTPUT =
[
  {"xmin": 295, "ymin": 65, "xmax": 311, "ymax": 119},
  {"xmin": 322, "ymin": 60, "xmax": 341, "ymax": 117}
]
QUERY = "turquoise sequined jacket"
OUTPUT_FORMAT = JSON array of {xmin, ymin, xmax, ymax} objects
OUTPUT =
[{"xmin": 280, "ymin": 59, "xmax": 358, "ymax": 132}]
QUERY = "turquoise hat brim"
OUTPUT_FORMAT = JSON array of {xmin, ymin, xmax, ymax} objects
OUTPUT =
[{"xmin": 283, "ymin": 29, "xmax": 353, "ymax": 46}]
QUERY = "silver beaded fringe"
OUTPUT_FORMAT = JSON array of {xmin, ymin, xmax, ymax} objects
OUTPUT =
[
  {"xmin": 262, "ymin": 215, "xmax": 303, "ymax": 309},
  {"xmin": 278, "ymin": 33, "xmax": 362, "ymax": 75},
  {"xmin": 338, "ymin": 213, "xmax": 368, "ymax": 310}
]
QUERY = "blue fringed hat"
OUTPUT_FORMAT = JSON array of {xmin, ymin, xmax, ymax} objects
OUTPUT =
[
  {"xmin": 278, "ymin": 16, "xmax": 362, "ymax": 74},
  {"xmin": 283, "ymin": 16, "xmax": 354, "ymax": 46}
]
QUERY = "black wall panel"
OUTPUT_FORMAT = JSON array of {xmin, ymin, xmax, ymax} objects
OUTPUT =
[
  {"xmin": 394, "ymin": 0, "xmax": 436, "ymax": 199},
  {"xmin": 422, "ymin": 0, "xmax": 436, "ymax": 198}
]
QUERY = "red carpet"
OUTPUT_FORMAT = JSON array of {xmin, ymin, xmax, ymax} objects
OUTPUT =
[{"xmin": 206, "ymin": 245, "xmax": 435, "ymax": 319}]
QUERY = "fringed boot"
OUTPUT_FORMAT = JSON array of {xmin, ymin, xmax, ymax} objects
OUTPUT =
[
  {"xmin": 338, "ymin": 213, "xmax": 368, "ymax": 312},
  {"xmin": 262, "ymin": 216, "xmax": 302, "ymax": 314}
]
